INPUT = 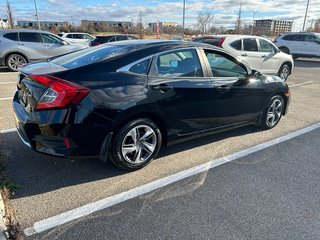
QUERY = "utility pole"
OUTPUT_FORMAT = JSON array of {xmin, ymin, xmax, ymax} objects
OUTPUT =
[
  {"xmin": 33, "ymin": 0, "xmax": 41, "ymax": 30},
  {"xmin": 251, "ymin": 12, "xmax": 255, "ymax": 35},
  {"xmin": 302, "ymin": 0, "xmax": 310, "ymax": 31},
  {"xmin": 182, "ymin": 0, "xmax": 186, "ymax": 36}
]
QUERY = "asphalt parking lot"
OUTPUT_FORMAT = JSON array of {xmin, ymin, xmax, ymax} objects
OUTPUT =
[{"xmin": 0, "ymin": 59, "xmax": 320, "ymax": 239}]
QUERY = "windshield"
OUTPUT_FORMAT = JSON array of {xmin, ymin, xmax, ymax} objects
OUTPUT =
[{"xmin": 50, "ymin": 45, "xmax": 134, "ymax": 69}]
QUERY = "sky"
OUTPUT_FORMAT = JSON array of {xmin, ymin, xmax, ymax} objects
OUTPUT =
[{"xmin": 1, "ymin": 0, "xmax": 320, "ymax": 31}]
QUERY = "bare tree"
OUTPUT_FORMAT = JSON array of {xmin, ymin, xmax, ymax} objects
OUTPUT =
[
  {"xmin": 6, "ymin": 0, "xmax": 14, "ymax": 29},
  {"xmin": 197, "ymin": 11, "xmax": 214, "ymax": 34}
]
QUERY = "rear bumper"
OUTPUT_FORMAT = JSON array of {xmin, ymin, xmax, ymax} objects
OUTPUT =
[{"xmin": 12, "ymin": 91, "xmax": 114, "ymax": 158}]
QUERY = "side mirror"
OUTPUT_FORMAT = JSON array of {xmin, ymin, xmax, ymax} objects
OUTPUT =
[
  {"xmin": 61, "ymin": 41, "xmax": 67, "ymax": 46},
  {"xmin": 251, "ymin": 69, "xmax": 263, "ymax": 78}
]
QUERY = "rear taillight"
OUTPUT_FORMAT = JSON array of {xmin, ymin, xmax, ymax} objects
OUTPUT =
[
  {"xmin": 95, "ymin": 42, "xmax": 101, "ymax": 46},
  {"xmin": 31, "ymin": 75, "xmax": 90, "ymax": 110},
  {"xmin": 217, "ymin": 37, "xmax": 226, "ymax": 48}
]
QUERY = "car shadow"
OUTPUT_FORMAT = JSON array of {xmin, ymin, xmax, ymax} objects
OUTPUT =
[
  {"xmin": 294, "ymin": 59, "xmax": 320, "ymax": 68},
  {"xmin": 0, "ymin": 67, "xmax": 11, "ymax": 72},
  {"xmin": 1, "ymin": 125, "xmax": 262, "ymax": 199}
]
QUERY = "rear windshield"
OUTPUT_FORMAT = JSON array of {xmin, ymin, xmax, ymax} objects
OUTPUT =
[{"xmin": 50, "ymin": 45, "xmax": 135, "ymax": 69}]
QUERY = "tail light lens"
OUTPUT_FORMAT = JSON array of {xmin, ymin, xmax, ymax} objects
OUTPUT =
[
  {"xmin": 217, "ymin": 37, "xmax": 226, "ymax": 48},
  {"xmin": 31, "ymin": 75, "xmax": 90, "ymax": 110}
]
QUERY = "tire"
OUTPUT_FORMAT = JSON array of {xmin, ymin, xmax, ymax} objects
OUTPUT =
[
  {"xmin": 278, "ymin": 63, "xmax": 291, "ymax": 82},
  {"xmin": 259, "ymin": 95, "xmax": 284, "ymax": 130},
  {"xmin": 110, "ymin": 118, "xmax": 162, "ymax": 170},
  {"xmin": 279, "ymin": 47, "xmax": 290, "ymax": 55},
  {"xmin": 6, "ymin": 53, "xmax": 27, "ymax": 72}
]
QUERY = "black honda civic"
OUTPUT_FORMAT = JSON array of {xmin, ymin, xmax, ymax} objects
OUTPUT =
[{"xmin": 13, "ymin": 40, "xmax": 290, "ymax": 170}]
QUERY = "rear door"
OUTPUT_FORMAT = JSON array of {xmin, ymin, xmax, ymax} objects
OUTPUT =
[
  {"xmin": 239, "ymin": 38, "xmax": 263, "ymax": 71},
  {"xmin": 18, "ymin": 32, "xmax": 45, "ymax": 60}
]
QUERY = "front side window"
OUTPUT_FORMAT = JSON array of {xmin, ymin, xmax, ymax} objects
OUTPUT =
[
  {"xmin": 259, "ymin": 39, "xmax": 275, "ymax": 52},
  {"xmin": 41, "ymin": 33, "xmax": 61, "ymax": 44},
  {"xmin": 19, "ymin": 32, "xmax": 42, "ymax": 43},
  {"xmin": 129, "ymin": 59, "xmax": 151, "ymax": 75},
  {"xmin": 205, "ymin": 50, "xmax": 247, "ymax": 78},
  {"xmin": 155, "ymin": 49, "xmax": 203, "ymax": 77},
  {"xmin": 243, "ymin": 38, "xmax": 258, "ymax": 52},
  {"xmin": 73, "ymin": 34, "xmax": 84, "ymax": 39},
  {"xmin": 66, "ymin": 34, "xmax": 73, "ymax": 39}
]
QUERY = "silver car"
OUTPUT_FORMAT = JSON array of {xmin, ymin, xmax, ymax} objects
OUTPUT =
[{"xmin": 0, "ymin": 29, "xmax": 87, "ymax": 71}]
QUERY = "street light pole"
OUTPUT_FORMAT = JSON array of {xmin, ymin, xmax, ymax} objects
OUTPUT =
[
  {"xmin": 182, "ymin": 0, "xmax": 186, "ymax": 36},
  {"xmin": 302, "ymin": 0, "xmax": 310, "ymax": 31},
  {"xmin": 33, "ymin": 0, "xmax": 41, "ymax": 30}
]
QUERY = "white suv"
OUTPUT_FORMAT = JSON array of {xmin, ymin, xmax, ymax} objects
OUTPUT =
[
  {"xmin": 193, "ymin": 35, "xmax": 294, "ymax": 81},
  {"xmin": 274, "ymin": 32, "xmax": 320, "ymax": 59},
  {"xmin": 58, "ymin": 32, "xmax": 94, "ymax": 45}
]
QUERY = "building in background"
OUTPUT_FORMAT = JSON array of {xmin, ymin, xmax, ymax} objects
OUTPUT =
[
  {"xmin": 0, "ymin": 19, "xmax": 10, "ymax": 29},
  {"xmin": 17, "ymin": 20, "xmax": 68, "ymax": 29},
  {"xmin": 148, "ymin": 22, "xmax": 178, "ymax": 32},
  {"xmin": 254, "ymin": 19, "xmax": 293, "ymax": 35},
  {"xmin": 81, "ymin": 20, "xmax": 133, "ymax": 29}
]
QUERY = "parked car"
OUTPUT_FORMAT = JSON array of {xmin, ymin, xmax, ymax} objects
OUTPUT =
[
  {"xmin": 193, "ymin": 35, "xmax": 294, "ymax": 81},
  {"xmin": 274, "ymin": 32, "xmax": 320, "ymax": 59},
  {"xmin": 13, "ymin": 40, "xmax": 290, "ymax": 170},
  {"xmin": 0, "ymin": 29, "xmax": 87, "ymax": 71},
  {"xmin": 90, "ymin": 34, "xmax": 138, "ymax": 46},
  {"xmin": 57, "ymin": 32, "xmax": 94, "ymax": 45}
]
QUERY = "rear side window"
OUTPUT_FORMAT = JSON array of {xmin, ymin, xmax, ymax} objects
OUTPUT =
[
  {"xmin": 73, "ymin": 34, "xmax": 85, "ymax": 39},
  {"xmin": 230, "ymin": 40, "xmax": 242, "ymax": 50},
  {"xmin": 282, "ymin": 35, "xmax": 294, "ymax": 41},
  {"xmin": 116, "ymin": 36, "xmax": 127, "ymax": 41},
  {"xmin": 57, "ymin": 34, "xmax": 63, "ymax": 37},
  {"xmin": 129, "ymin": 59, "xmax": 151, "ymax": 75},
  {"xmin": 3, "ymin": 32, "xmax": 19, "ymax": 41},
  {"xmin": 19, "ymin": 32, "xmax": 42, "ymax": 43},
  {"xmin": 243, "ymin": 38, "xmax": 258, "ymax": 51},
  {"xmin": 155, "ymin": 49, "xmax": 203, "ymax": 77}
]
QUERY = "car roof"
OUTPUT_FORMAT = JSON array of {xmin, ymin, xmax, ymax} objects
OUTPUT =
[
  {"xmin": 280, "ymin": 32, "xmax": 316, "ymax": 35},
  {"xmin": 0, "ymin": 29, "xmax": 54, "ymax": 35}
]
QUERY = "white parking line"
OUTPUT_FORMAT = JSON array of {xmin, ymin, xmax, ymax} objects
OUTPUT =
[
  {"xmin": 0, "ymin": 97, "xmax": 12, "ymax": 101},
  {"xmin": 0, "ymin": 128, "xmax": 16, "ymax": 134},
  {"xmin": 290, "ymin": 81, "xmax": 314, "ymax": 87},
  {"xmin": 23, "ymin": 122, "xmax": 320, "ymax": 236},
  {"xmin": 0, "ymin": 82, "xmax": 16, "ymax": 84}
]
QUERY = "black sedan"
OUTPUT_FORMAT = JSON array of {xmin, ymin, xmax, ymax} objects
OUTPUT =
[
  {"xmin": 13, "ymin": 40, "xmax": 290, "ymax": 170},
  {"xmin": 90, "ymin": 34, "xmax": 138, "ymax": 46}
]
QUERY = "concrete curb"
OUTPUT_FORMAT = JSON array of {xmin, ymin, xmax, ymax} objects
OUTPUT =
[{"xmin": 0, "ymin": 194, "xmax": 7, "ymax": 240}]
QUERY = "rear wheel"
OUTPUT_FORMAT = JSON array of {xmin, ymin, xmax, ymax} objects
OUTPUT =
[
  {"xmin": 6, "ymin": 53, "xmax": 27, "ymax": 72},
  {"xmin": 278, "ymin": 63, "xmax": 291, "ymax": 81},
  {"xmin": 259, "ymin": 95, "xmax": 284, "ymax": 130},
  {"xmin": 110, "ymin": 118, "xmax": 162, "ymax": 170}
]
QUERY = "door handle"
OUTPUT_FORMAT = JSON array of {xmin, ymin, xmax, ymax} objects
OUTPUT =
[
  {"xmin": 152, "ymin": 84, "xmax": 173, "ymax": 92},
  {"xmin": 217, "ymin": 85, "xmax": 230, "ymax": 93},
  {"xmin": 241, "ymin": 53, "xmax": 248, "ymax": 56}
]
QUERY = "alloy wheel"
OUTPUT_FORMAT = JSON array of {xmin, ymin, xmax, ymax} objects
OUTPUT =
[
  {"xmin": 121, "ymin": 125, "xmax": 157, "ymax": 164},
  {"xmin": 8, "ymin": 54, "xmax": 26, "ymax": 71},
  {"xmin": 279, "ymin": 65, "xmax": 290, "ymax": 81},
  {"xmin": 266, "ymin": 99, "xmax": 283, "ymax": 128}
]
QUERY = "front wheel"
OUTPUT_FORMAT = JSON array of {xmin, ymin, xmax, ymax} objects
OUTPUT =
[
  {"xmin": 278, "ymin": 64, "xmax": 291, "ymax": 82},
  {"xmin": 259, "ymin": 95, "xmax": 284, "ymax": 130},
  {"xmin": 110, "ymin": 118, "xmax": 162, "ymax": 170}
]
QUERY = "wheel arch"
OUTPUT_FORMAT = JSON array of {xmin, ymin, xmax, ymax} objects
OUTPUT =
[{"xmin": 4, "ymin": 51, "xmax": 29, "ymax": 66}]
